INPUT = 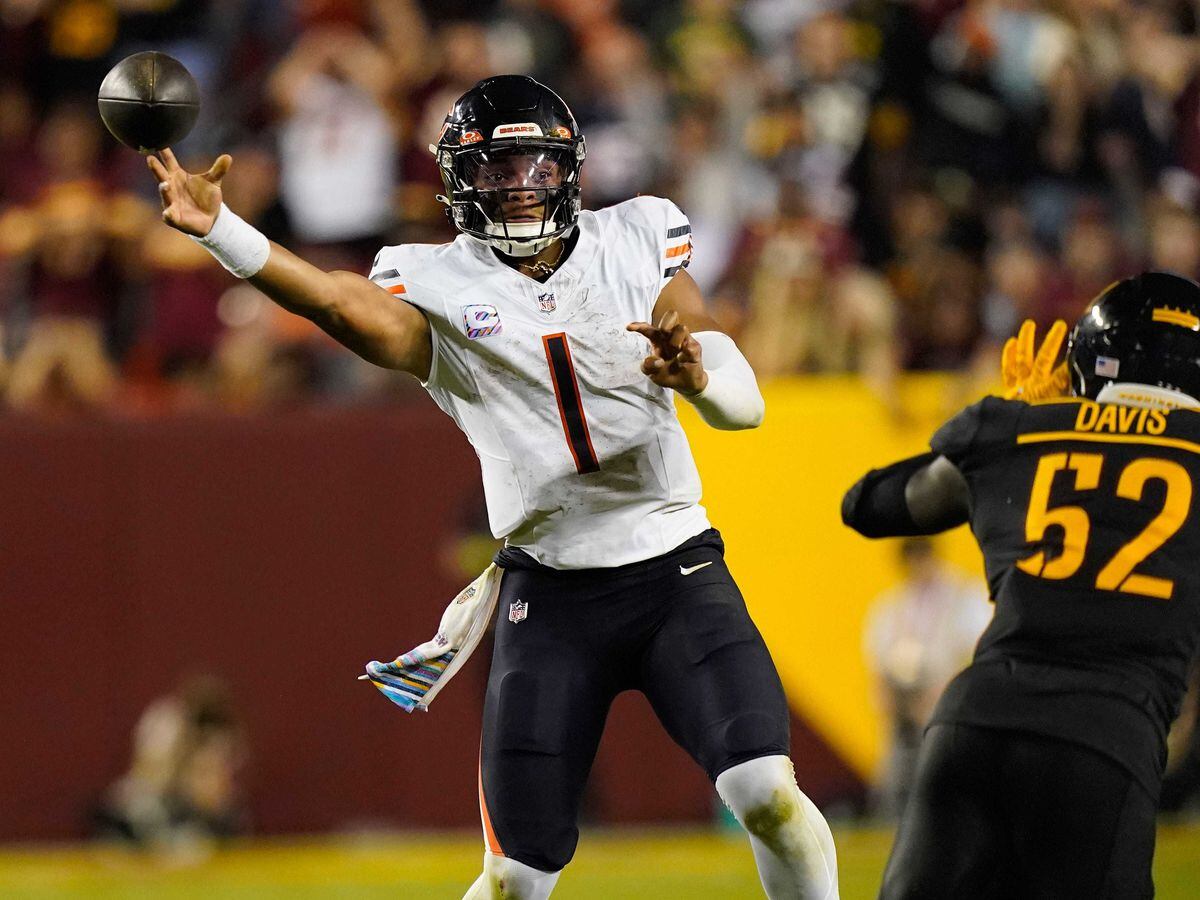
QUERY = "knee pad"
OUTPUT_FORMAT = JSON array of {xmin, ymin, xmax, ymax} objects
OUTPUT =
[
  {"xmin": 716, "ymin": 755, "xmax": 838, "ymax": 887},
  {"xmin": 716, "ymin": 754, "xmax": 799, "ymax": 822},
  {"xmin": 463, "ymin": 852, "xmax": 560, "ymax": 900}
]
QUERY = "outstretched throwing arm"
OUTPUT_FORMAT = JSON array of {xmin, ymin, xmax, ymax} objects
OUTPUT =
[{"xmin": 147, "ymin": 148, "xmax": 432, "ymax": 379}]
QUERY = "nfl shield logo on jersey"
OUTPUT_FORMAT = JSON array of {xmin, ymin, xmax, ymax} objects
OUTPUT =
[
  {"xmin": 537, "ymin": 292, "xmax": 556, "ymax": 313},
  {"xmin": 508, "ymin": 600, "xmax": 528, "ymax": 623},
  {"xmin": 462, "ymin": 304, "xmax": 503, "ymax": 340}
]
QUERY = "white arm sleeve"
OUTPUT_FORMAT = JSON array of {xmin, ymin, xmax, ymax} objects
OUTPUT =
[{"xmin": 683, "ymin": 331, "xmax": 765, "ymax": 430}]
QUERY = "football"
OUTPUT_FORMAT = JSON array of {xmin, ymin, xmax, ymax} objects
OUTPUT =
[{"xmin": 97, "ymin": 51, "xmax": 200, "ymax": 152}]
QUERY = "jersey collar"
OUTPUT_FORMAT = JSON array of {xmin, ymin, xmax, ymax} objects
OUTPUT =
[{"xmin": 470, "ymin": 209, "xmax": 600, "ymax": 290}]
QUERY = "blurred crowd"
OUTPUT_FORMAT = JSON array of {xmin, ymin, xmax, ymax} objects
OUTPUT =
[{"xmin": 4, "ymin": 0, "xmax": 1200, "ymax": 412}]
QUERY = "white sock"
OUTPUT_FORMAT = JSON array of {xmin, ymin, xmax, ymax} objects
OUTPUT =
[
  {"xmin": 715, "ymin": 755, "xmax": 839, "ymax": 900},
  {"xmin": 462, "ymin": 851, "xmax": 561, "ymax": 900}
]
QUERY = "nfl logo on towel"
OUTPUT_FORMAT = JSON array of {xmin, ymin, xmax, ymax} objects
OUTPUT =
[
  {"xmin": 509, "ymin": 600, "xmax": 528, "ymax": 623},
  {"xmin": 462, "ymin": 304, "xmax": 502, "ymax": 340},
  {"xmin": 538, "ymin": 292, "xmax": 556, "ymax": 313},
  {"xmin": 1095, "ymin": 355, "xmax": 1120, "ymax": 377}
]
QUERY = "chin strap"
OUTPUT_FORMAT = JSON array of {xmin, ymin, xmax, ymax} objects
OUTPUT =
[
  {"xmin": 485, "ymin": 221, "xmax": 568, "ymax": 257},
  {"xmin": 471, "ymin": 225, "xmax": 576, "ymax": 259},
  {"xmin": 467, "ymin": 232, "xmax": 553, "ymax": 258},
  {"xmin": 490, "ymin": 236, "xmax": 553, "ymax": 257}
]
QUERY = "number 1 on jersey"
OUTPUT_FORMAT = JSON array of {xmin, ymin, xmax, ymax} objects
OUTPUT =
[{"xmin": 543, "ymin": 333, "xmax": 600, "ymax": 474}]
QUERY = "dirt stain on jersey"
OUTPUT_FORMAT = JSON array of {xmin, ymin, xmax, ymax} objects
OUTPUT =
[{"xmin": 569, "ymin": 307, "xmax": 646, "ymax": 390}]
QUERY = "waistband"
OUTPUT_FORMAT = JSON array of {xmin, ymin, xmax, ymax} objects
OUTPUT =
[{"xmin": 495, "ymin": 527, "xmax": 724, "ymax": 577}]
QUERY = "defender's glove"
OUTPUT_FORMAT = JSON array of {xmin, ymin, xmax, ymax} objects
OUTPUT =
[
  {"xmin": 360, "ymin": 563, "xmax": 502, "ymax": 713},
  {"xmin": 1001, "ymin": 319, "xmax": 1070, "ymax": 401}
]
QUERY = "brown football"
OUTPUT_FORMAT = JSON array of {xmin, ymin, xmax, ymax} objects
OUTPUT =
[{"xmin": 97, "ymin": 51, "xmax": 200, "ymax": 152}]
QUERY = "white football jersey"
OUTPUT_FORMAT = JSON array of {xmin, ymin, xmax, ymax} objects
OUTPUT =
[{"xmin": 369, "ymin": 196, "xmax": 711, "ymax": 569}]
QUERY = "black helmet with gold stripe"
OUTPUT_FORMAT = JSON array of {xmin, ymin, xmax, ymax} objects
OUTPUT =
[{"xmin": 1067, "ymin": 271, "xmax": 1200, "ymax": 405}]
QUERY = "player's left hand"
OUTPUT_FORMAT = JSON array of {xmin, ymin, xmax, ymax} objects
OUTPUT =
[
  {"xmin": 1001, "ymin": 318, "xmax": 1070, "ymax": 401},
  {"xmin": 627, "ymin": 310, "xmax": 709, "ymax": 395}
]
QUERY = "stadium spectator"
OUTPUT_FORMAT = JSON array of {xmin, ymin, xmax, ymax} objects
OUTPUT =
[
  {"xmin": 407, "ymin": 19, "xmax": 493, "ymax": 179},
  {"xmin": 779, "ymin": 12, "xmax": 877, "ymax": 227},
  {"xmin": 268, "ymin": 20, "xmax": 401, "ymax": 268},
  {"xmin": 981, "ymin": 241, "xmax": 1052, "ymax": 345},
  {"xmin": 886, "ymin": 186, "xmax": 985, "ymax": 370},
  {"xmin": 729, "ymin": 205, "xmax": 899, "ymax": 394},
  {"xmin": 918, "ymin": 6, "xmax": 1027, "ymax": 193},
  {"xmin": 0, "ymin": 80, "xmax": 37, "ymax": 205},
  {"xmin": 1147, "ymin": 201, "xmax": 1200, "ymax": 280},
  {"xmin": 1048, "ymin": 205, "xmax": 1125, "ymax": 316},
  {"xmin": 93, "ymin": 674, "xmax": 246, "ymax": 855},
  {"xmin": 658, "ymin": 97, "xmax": 776, "ymax": 293},
  {"xmin": 0, "ymin": 100, "xmax": 136, "ymax": 411},
  {"xmin": 863, "ymin": 537, "xmax": 991, "ymax": 819},
  {"xmin": 129, "ymin": 209, "xmax": 231, "ymax": 405},
  {"xmin": 484, "ymin": 0, "xmax": 574, "ymax": 85},
  {"xmin": 572, "ymin": 23, "xmax": 668, "ymax": 207}
]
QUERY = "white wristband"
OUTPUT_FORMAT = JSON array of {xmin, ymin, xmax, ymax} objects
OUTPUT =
[
  {"xmin": 684, "ymin": 331, "xmax": 765, "ymax": 430},
  {"xmin": 191, "ymin": 203, "xmax": 270, "ymax": 278}
]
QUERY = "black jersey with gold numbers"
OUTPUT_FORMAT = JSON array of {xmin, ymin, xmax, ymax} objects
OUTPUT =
[{"xmin": 928, "ymin": 395, "xmax": 1200, "ymax": 795}]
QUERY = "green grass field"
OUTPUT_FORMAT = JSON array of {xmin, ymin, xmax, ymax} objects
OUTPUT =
[{"xmin": 1, "ymin": 824, "xmax": 1197, "ymax": 898}]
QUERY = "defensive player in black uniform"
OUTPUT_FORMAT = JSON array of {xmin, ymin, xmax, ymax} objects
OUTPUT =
[{"xmin": 842, "ymin": 272, "xmax": 1200, "ymax": 898}]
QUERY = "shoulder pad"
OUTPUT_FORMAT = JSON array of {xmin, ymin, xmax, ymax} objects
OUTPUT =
[{"xmin": 597, "ymin": 196, "xmax": 692, "ymax": 283}]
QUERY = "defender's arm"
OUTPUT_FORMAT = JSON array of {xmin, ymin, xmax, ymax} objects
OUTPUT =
[
  {"xmin": 148, "ymin": 149, "xmax": 432, "ymax": 379},
  {"xmin": 842, "ymin": 453, "xmax": 970, "ymax": 538},
  {"xmin": 628, "ymin": 270, "xmax": 765, "ymax": 430}
]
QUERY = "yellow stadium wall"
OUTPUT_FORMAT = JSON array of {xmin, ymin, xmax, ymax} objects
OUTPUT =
[{"xmin": 679, "ymin": 374, "xmax": 993, "ymax": 780}]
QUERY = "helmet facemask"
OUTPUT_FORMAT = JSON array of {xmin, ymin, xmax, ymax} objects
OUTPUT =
[{"xmin": 438, "ymin": 144, "xmax": 582, "ymax": 257}]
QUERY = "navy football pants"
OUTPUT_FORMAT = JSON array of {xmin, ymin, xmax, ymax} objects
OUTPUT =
[{"xmin": 480, "ymin": 530, "xmax": 790, "ymax": 871}]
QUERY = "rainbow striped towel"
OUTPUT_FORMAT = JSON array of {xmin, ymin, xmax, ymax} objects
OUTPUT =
[{"xmin": 360, "ymin": 563, "xmax": 502, "ymax": 713}]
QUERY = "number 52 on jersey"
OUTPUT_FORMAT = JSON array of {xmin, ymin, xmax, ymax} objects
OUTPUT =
[{"xmin": 1017, "ymin": 452, "xmax": 1192, "ymax": 600}]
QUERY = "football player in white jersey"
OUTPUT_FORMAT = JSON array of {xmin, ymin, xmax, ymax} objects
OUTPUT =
[{"xmin": 147, "ymin": 75, "xmax": 838, "ymax": 900}]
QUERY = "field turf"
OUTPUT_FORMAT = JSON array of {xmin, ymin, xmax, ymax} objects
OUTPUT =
[{"xmin": 1, "ymin": 824, "xmax": 1197, "ymax": 898}]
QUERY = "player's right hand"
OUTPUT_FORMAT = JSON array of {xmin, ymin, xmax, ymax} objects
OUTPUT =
[
  {"xmin": 146, "ymin": 147, "xmax": 232, "ymax": 237},
  {"xmin": 627, "ymin": 309, "xmax": 709, "ymax": 396},
  {"xmin": 1001, "ymin": 318, "xmax": 1070, "ymax": 401}
]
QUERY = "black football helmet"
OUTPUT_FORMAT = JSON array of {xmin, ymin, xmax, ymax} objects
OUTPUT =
[
  {"xmin": 1067, "ymin": 271, "xmax": 1200, "ymax": 404},
  {"xmin": 431, "ymin": 75, "xmax": 585, "ymax": 257}
]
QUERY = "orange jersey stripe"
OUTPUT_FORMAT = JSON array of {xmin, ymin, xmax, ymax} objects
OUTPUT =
[
  {"xmin": 478, "ymin": 758, "xmax": 504, "ymax": 856},
  {"xmin": 665, "ymin": 243, "xmax": 691, "ymax": 259},
  {"xmin": 387, "ymin": 284, "xmax": 407, "ymax": 295}
]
